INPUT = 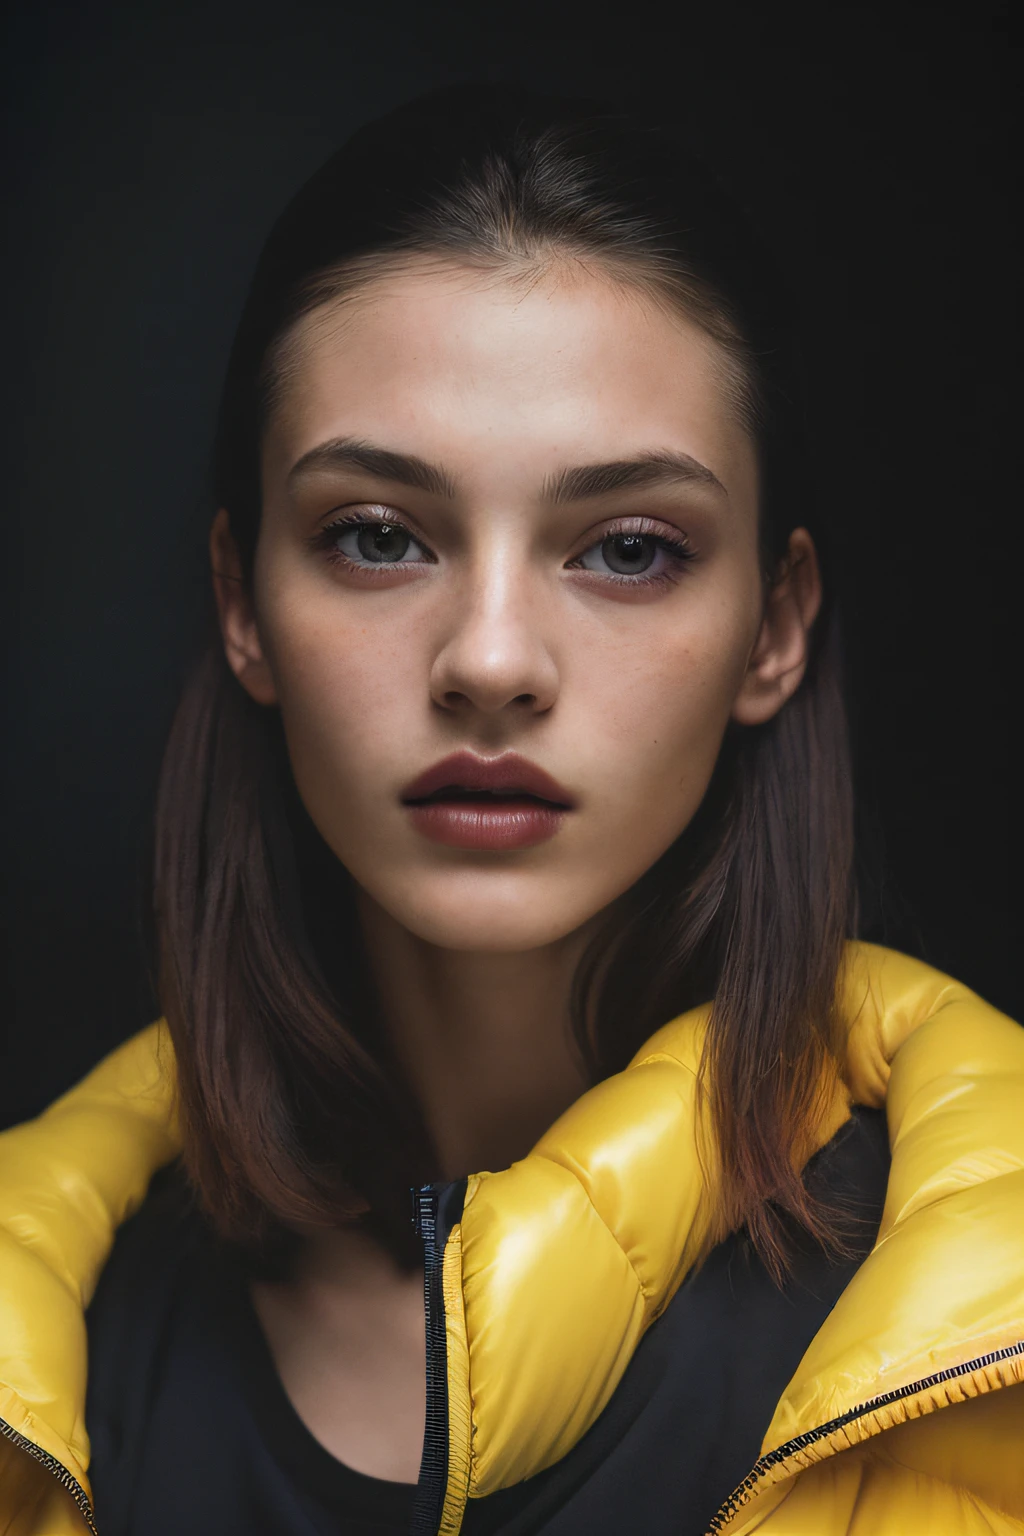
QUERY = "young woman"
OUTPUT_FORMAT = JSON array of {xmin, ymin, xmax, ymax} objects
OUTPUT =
[{"xmin": 1, "ymin": 83, "xmax": 1021, "ymax": 1536}]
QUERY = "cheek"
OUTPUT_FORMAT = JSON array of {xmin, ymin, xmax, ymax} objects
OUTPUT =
[
  {"xmin": 255, "ymin": 579, "xmax": 423, "ymax": 799},
  {"xmin": 576, "ymin": 615, "xmax": 752, "ymax": 803},
  {"xmin": 552, "ymin": 606, "xmax": 755, "ymax": 907}
]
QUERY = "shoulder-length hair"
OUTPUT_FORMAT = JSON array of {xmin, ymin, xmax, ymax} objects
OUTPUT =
[{"xmin": 153, "ymin": 83, "xmax": 855, "ymax": 1280}]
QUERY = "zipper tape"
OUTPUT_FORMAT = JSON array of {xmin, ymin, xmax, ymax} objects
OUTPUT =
[
  {"xmin": 411, "ymin": 1179, "xmax": 468, "ymax": 1536},
  {"xmin": 706, "ymin": 1337, "xmax": 1024, "ymax": 1533},
  {"xmin": 411, "ymin": 1185, "xmax": 448, "ymax": 1536},
  {"xmin": 0, "ymin": 1414, "xmax": 98, "ymax": 1535}
]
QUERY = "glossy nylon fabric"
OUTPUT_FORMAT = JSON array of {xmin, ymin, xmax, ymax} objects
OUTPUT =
[
  {"xmin": 0, "ymin": 1024, "xmax": 177, "ymax": 1534},
  {"xmin": 441, "ymin": 944, "xmax": 1024, "ymax": 1533},
  {"xmin": 1, "ymin": 943, "xmax": 1022, "ymax": 1535}
]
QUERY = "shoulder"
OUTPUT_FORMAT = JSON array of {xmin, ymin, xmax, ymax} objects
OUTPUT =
[
  {"xmin": 0, "ymin": 1025, "xmax": 181, "ymax": 1510},
  {"xmin": 839, "ymin": 941, "xmax": 1023, "ymax": 1106}
]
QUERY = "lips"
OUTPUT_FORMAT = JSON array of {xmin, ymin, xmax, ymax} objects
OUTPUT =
[
  {"xmin": 401, "ymin": 751, "xmax": 575, "ymax": 851},
  {"xmin": 401, "ymin": 751, "xmax": 575, "ymax": 808}
]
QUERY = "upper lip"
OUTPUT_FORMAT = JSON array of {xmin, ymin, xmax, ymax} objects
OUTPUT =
[{"xmin": 401, "ymin": 751, "xmax": 576, "ymax": 807}]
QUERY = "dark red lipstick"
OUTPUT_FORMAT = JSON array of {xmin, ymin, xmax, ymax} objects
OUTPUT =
[{"xmin": 401, "ymin": 751, "xmax": 575, "ymax": 851}]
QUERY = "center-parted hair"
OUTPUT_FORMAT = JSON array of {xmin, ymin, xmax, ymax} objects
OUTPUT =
[{"xmin": 153, "ymin": 82, "xmax": 855, "ymax": 1278}]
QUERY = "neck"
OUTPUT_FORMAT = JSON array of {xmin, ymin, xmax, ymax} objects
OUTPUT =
[{"xmin": 357, "ymin": 891, "xmax": 595, "ymax": 1179}]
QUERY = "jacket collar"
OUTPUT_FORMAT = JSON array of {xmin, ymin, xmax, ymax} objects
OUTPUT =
[
  {"xmin": 435, "ymin": 943, "xmax": 1024, "ymax": 1532},
  {"xmin": 2, "ymin": 944, "xmax": 1022, "ymax": 1535}
]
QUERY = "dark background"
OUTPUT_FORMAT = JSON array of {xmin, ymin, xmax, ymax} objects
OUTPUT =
[{"xmin": 2, "ymin": 0, "xmax": 1019, "ymax": 1128}]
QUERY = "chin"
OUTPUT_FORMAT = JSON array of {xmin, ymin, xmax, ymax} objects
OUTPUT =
[{"xmin": 375, "ymin": 875, "xmax": 603, "ymax": 954}]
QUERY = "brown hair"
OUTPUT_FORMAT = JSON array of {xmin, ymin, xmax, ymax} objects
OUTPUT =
[{"xmin": 154, "ymin": 83, "xmax": 856, "ymax": 1278}]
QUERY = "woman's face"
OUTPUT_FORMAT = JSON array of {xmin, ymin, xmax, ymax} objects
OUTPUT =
[{"xmin": 218, "ymin": 258, "xmax": 816, "ymax": 952}]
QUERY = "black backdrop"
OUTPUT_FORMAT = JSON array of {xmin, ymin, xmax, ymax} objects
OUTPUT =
[{"xmin": 2, "ymin": 0, "xmax": 1019, "ymax": 1128}]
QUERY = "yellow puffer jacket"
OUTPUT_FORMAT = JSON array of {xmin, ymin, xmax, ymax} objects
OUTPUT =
[{"xmin": 1, "ymin": 942, "xmax": 1023, "ymax": 1535}]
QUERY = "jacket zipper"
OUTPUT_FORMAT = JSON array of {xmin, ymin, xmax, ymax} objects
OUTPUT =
[
  {"xmin": 704, "ymin": 1337, "xmax": 1024, "ymax": 1534},
  {"xmin": 3, "ymin": 1277, "xmax": 1017, "ymax": 1536},
  {"xmin": 0, "ymin": 1413, "xmax": 98, "ymax": 1535},
  {"xmin": 410, "ymin": 1183, "xmax": 450, "ymax": 1536}
]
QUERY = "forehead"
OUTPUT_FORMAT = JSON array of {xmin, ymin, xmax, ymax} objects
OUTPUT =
[{"xmin": 264, "ymin": 258, "xmax": 758, "ymax": 509}]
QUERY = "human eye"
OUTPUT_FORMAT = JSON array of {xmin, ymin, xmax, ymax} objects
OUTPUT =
[
  {"xmin": 310, "ymin": 506, "xmax": 434, "ymax": 574},
  {"xmin": 567, "ymin": 518, "xmax": 697, "ymax": 588}
]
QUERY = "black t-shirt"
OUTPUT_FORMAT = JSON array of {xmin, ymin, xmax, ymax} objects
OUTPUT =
[{"xmin": 85, "ymin": 1107, "xmax": 890, "ymax": 1536}]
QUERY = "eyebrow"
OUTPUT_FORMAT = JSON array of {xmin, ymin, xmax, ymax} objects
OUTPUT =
[
  {"xmin": 543, "ymin": 451, "xmax": 726, "ymax": 503},
  {"xmin": 287, "ymin": 436, "xmax": 459, "ymax": 498},
  {"xmin": 287, "ymin": 436, "xmax": 726, "ymax": 503}
]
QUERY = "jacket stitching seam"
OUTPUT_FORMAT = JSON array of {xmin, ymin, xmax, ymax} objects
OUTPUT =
[{"xmin": 530, "ymin": 1149, "xmax": 653, "ymax": 1307}]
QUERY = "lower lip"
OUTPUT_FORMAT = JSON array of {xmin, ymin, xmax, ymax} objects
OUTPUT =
[{"xmin": 405, "ymin": 799, "xmax": 568, "ymax": 851}]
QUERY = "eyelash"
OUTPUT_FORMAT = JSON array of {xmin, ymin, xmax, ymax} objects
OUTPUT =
[
  {"xmin": 310, "ymin": 509, "xmax": 697, "ymax": 589},
  {"xmin": 310, "ymin": 511, "xmax": 435, "ymax": 581},
  {"xmin": 567, "ymin": 517, "xmax": 697, "ymax": 589}
]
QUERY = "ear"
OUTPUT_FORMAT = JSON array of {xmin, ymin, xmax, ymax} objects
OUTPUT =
[
  {"xmin": 210, "ymin": 507, "xmax": 278, "ymax": 706},
  {"xmin": 731, "ymin": 528, "xmax": 823, "ymax": 726}
]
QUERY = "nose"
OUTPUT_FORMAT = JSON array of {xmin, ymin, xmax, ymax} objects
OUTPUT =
[{"xmin": 429, "ymin": 556, "xmax": 560, "ymax": 718}]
